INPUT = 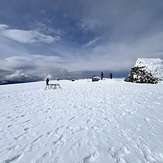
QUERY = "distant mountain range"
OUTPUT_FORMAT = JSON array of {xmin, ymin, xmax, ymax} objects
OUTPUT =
[
  {"xmin": 3, "ymin": 57, "xmax": 163, "ymax": 85},
  {"xmin": 0, "ymin": 69, "xmax": 128, "ymax": 85}
]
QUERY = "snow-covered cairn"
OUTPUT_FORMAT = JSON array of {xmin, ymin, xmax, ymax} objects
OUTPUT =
[
  {"xmin": 124, "ymin": 58, "xmax": 163, "ymax": 84},
  {"xmin": 92, "ymin": 76, "xmax": 100, "ymax": 82}
]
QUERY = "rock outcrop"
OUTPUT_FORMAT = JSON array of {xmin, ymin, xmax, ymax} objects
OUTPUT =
[
  {"xmin": 124, "ymin": 58, "xmax": 163, "ymax": 84},
  {"xmin": 124, "ymin": 66, "xmax": 158, "ymax": 84},
  {"xmin": 92, "ymin": 76, "xmax": 100, "ymax": 82}
]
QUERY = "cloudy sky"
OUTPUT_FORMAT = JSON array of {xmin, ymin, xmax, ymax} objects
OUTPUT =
[{"xmin": 0, "ymin": 0, "xmax": 163, "ymax": 78}]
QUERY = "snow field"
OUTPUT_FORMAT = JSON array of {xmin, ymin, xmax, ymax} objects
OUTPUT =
[{"xmin": 0, "ymin": 79, "xmax": 163, "ymax": 163}]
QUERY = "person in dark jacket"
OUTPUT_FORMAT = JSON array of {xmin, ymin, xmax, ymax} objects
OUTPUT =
[
  {"xmin": 110, "ymin": 73, "xmax": 113, "ymax": 79},
  {"xmin": 46, "ymin": 78, "xmax": 49, "ymax": 85},
  {"xmin": 101, "ymin": 72, "xmax": 104, "ymax": 80}
]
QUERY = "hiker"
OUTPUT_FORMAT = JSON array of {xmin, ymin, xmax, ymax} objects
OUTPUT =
[
  {"xmin": 101, "ymin": 72, "xmax": 104, "ymax": 80},
  {"xmin": 110, "ymin": 73, "xmax": 113, "ymax": 79},
  {"xmin": 46, "ymin": 78, "xmax": 49, "ymax": 85}
]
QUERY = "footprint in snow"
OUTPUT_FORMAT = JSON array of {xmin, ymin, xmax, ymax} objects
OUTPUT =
[
  {"xmin": 108, "ymin": 146, "xmax": 130, "ymax": 162},
  {"xmin": 82, "ymin": 152, "xmax": 99, "ymax": 163},
  {"xmin": 144, "ymin": 118, "xmax": 150, "ymax": 123}
]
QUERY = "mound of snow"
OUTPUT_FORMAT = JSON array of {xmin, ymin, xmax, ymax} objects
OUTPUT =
[
  {"xmin": 125, "ymin": 58, "xmax": 163, "ymax": 83},
  {"xmin": 135, "ymin": 58, "xmax": 163, "ymax": 80}
]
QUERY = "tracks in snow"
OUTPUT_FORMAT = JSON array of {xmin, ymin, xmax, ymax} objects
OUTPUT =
[{"xmin": 0, "ymin": 80, "xmax": 163, "ymax": 163}]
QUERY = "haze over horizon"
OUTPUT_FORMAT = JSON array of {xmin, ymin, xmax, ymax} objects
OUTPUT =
[{"xmin": 0, "ymin": 0, "xmax": 163, "ymax": 80}]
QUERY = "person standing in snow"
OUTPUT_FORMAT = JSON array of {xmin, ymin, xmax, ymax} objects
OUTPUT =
[
  {"xmin": 110, "ymin": 73, "xmax": 113, "ymax": 79},
  {"xmin": 101, "ymin": 72, "xmax": 104, "ymax": 80},
  {"xmin": 46, "ymin": 78, "xmax": 49, "ymax": 86}
]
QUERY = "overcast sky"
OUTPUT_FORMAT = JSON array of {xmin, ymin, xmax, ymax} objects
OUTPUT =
[{"xmin": 0, "ymin": 0, "xmax": 163, "ymax": 77}]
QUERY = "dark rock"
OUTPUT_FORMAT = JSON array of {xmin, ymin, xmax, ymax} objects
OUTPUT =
[
  {"xmin": 92, "ymin": 76, "xmax": 100, "ymax": 82},
  {"xmin": 124, "ymin": 66, "xmax": 158, "ymax": 84}
]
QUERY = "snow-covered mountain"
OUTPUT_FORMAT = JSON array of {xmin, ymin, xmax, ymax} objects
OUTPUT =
[
  {"xmin": 0, "ymin": 70, "xmax": 38, "ymax": 85},
  {"xmin": 0, "ymin": 78, "xmax": 163, "ymax": 163},
  {"xmin": 135, "ymin": 58, "xmax": 163, "ymax": 80},
  {"xmin": 0, "ymin": 70, "xmax": 68, "ymax": 85},
  {"xmin": 0, "ymin": 70, "xmax": 128, "ymax": 85}
]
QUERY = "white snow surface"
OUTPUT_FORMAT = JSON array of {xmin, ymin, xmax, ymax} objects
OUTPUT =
[
  {"xmin": 0, "ymin": 79, "xmax": 163, "ymax": 163},
  {"xmin": 135, "ymin": 58, "xmax": 163, "ymax": 80}
]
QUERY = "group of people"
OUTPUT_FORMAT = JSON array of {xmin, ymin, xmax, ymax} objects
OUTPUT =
[
  {"xmin": 46, "ymin": 72, "xmax": 113, "ymax": 86},
  {"xmin": 101, "ymin": 72, "xmax": 113, "ymax": 80}
]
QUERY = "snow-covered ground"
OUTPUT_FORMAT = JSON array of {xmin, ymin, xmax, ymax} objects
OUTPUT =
[{"xmin": 0, "ymin": 79, "xmax": 163, "ymax": 163}]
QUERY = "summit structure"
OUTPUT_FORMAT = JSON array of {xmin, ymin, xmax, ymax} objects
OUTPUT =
[{"xmin": 125, "ymin": 58, "xmax": 163, "ymax": 84}]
